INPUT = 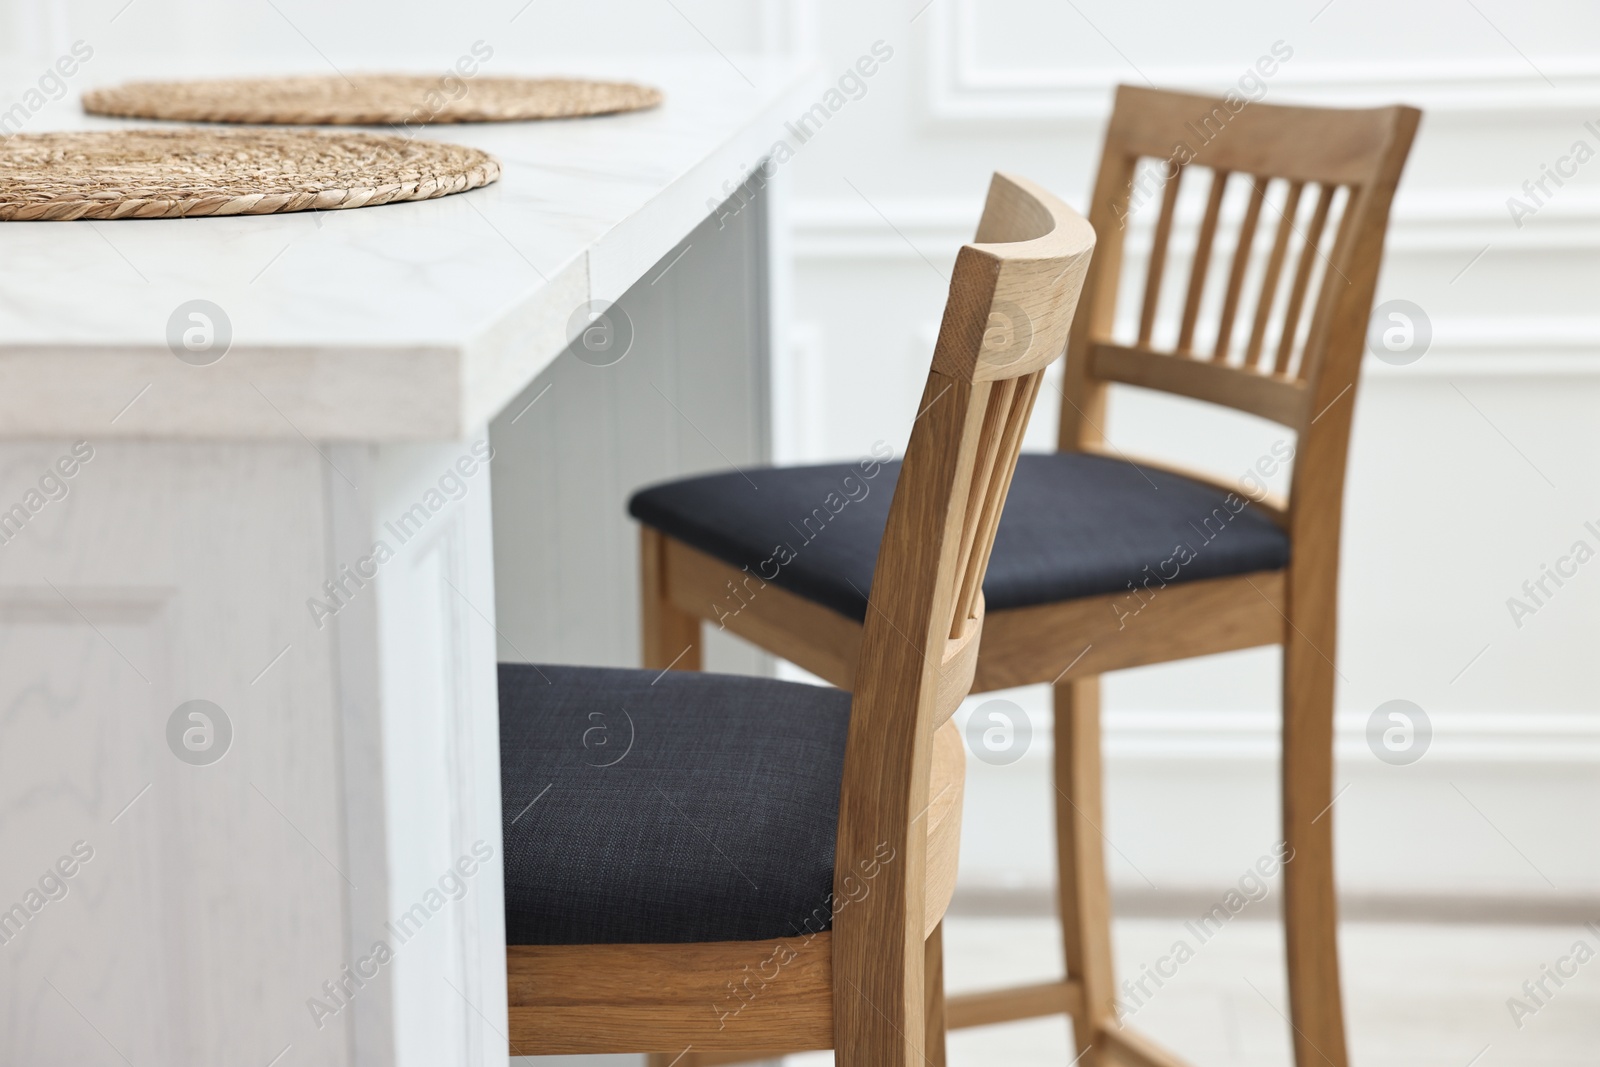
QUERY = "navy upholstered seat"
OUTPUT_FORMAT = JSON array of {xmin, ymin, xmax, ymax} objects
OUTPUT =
[
  {"xmin": 500, "ymin": 663, "xmax": 850, "ymax": 946},
  {"xmin": 628, "ymin": 451, "xmax": 1290, "ymax": 623}
]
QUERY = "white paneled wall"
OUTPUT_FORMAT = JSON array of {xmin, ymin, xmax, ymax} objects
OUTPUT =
[{"xmin": 6, "ymin": 0, "xmax": 1596, "ymax": 908}]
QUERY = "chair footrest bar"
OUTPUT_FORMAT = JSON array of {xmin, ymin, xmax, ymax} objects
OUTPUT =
[
  {"xmin": 945, "ymin": 978, "xmax": 1084, "ymax": 1030},
  {"xmin": 1100, "ymin": 1023, "xmax": 1194, "ymax": 1067}
]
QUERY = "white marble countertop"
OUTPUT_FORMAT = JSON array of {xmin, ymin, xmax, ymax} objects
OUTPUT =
[{"xmin": 0, "ymin": 54, "xmax": 815, "ymax": 439}]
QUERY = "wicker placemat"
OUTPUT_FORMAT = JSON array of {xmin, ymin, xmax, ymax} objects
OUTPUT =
[
  {"xmin": 0, "ymin": 128, "xmax": 499, "ymax": 221},
  {"xmin": 82, "ymin": 74, "xmax": 663, "ymax": 125}
]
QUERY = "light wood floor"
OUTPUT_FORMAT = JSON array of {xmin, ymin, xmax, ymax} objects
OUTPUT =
[{"xmin": 523, "ymin": 915, "xmax": 1600, "ymax": 1066}]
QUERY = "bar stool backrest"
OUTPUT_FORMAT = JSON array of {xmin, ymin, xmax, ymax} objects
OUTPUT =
[
  {"xmin": 1059, "ymin": 84, "xmax": 1420, "ymax": 533},
  {"xmin": 833, "ymin": 172, "xmax": 1094, "ymax": 1064}
]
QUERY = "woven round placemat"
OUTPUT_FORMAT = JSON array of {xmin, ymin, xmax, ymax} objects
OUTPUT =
[
  {"xmin": 82, "ymin": 74, "xmax": 663, "ymax": 126},
  {"xmin": 0, "ymin": 128, "xmax": 499, "ymax": 221}
]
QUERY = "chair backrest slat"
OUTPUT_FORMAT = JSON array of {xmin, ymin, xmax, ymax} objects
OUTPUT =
[
  {"xmin": 951, "ymin": 370, "xmax": 1042, "ymax": 637},
  {"xmin": 1214, "ymin": 175, "xmax": 1266, "ymax": 362},
  {"xmin": 961, "ymin": 369, "xmax": 1041, "ymax": 624},
  {"xmin": 949, "ymin": 375, "xmax": 1017, "ymax": 638},
  {"xmin": 1177, "ymin": 168, "xmax": 1230, "ymax": 355},
  {"xmin": 1273, "ymin": 182, "xmax": 1337, "ymax": 374},
  {"xmin": 1137, "ymin": 165, "xmax": 1183, "ymax": 346},
  {"xmin": 1296, "ymin": 194, "xmax": 1364, "ymax": 387},
  {"xmin": 1245, "ymin": 178, "xmax": 1305, "ymax": 367}
]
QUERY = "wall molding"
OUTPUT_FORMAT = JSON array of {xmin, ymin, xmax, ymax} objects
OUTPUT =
[
  {"xmin": 948, "ymin": 886, "xmax": 1600, "ymax": 924},
  {"xmin": 775, "ymin": 655, "xmax": 1600, "ymax": 764},
  {"xmin": 789, "ymin": 194, "xmax": 1600, "ymax": 377},
  {"xmin": 926, "ymin": 0, "xmax": 1600, "ymax": 122},
  {"xmin": 789, "ymin": 192, "xmax": 1600, "ymax": 259},
  {"xmin": 970, "ymin": 707, "xmax": 1600, "ymax": 765},
  {"xmin": 951, "ymin": 700, "xmax": 1600, "ymax": 898},
  {"xmin": 796, "ymin": 313, "xmax": 1600, "ymax": 380},
  {"xmin": 781, "ymin": 636, "xmax": 1600, "ymax": 896}
]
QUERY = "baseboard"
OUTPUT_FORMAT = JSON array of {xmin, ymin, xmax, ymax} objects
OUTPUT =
[{"xmin": 953, "ymin": 690, "xmax": 1600, "ymax": 903}]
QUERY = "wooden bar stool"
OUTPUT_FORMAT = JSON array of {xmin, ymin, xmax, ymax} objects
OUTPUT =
[
  {"xmin": 630, "ymin": 89, "xmax": 1418, "ymax": 1067},
  {"xmin": 504, "ymin": 174, "xmax": 1095, "ymax": 1066}
]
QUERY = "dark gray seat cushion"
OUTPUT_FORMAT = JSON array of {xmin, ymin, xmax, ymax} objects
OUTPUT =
[
  {"xmin": 500, "ymin": 663, "xmax": 850, "ymax": 945},
  {"xmin": 628, "ymin": 451, "xmax": 1290, "ymax": 622}
]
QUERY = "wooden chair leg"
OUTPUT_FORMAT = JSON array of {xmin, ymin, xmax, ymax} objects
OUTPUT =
[
  {"xmin": 1281, "ymin": 598, "xmax": 1350, "ymax": 1067},
  {"xmin": 640, "ymin": 526, "xmax": 702, "ymax": 671},
  {"xmin": 925, "ymin": 921, "xmax": 948, "ymax": 1067},
  {"xmin": 1054, "ymin": 676, "xmax": 1114, "ymax": 1063}
]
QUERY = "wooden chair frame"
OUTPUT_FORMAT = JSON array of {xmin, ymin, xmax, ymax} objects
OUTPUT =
[
  {"xmin": 512, "ymin": 173, "xmax": 1095, "ymax": 1067},
  {"xmin": 640, "ymin": 87, "xmax": 1418, "ymax": 1067}
]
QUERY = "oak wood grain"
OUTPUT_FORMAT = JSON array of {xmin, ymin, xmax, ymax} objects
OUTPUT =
[
  {"xmin": 973, "ymin": 571, "xmax": 1286, "ymax": 691},
  {"xmin": 509, "ymin": 938, "xmax": 832, "ymax": 1054},
  {"xmin": 1090, "ymin": 341, "xmax": 1309, "ymax": 427}
]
